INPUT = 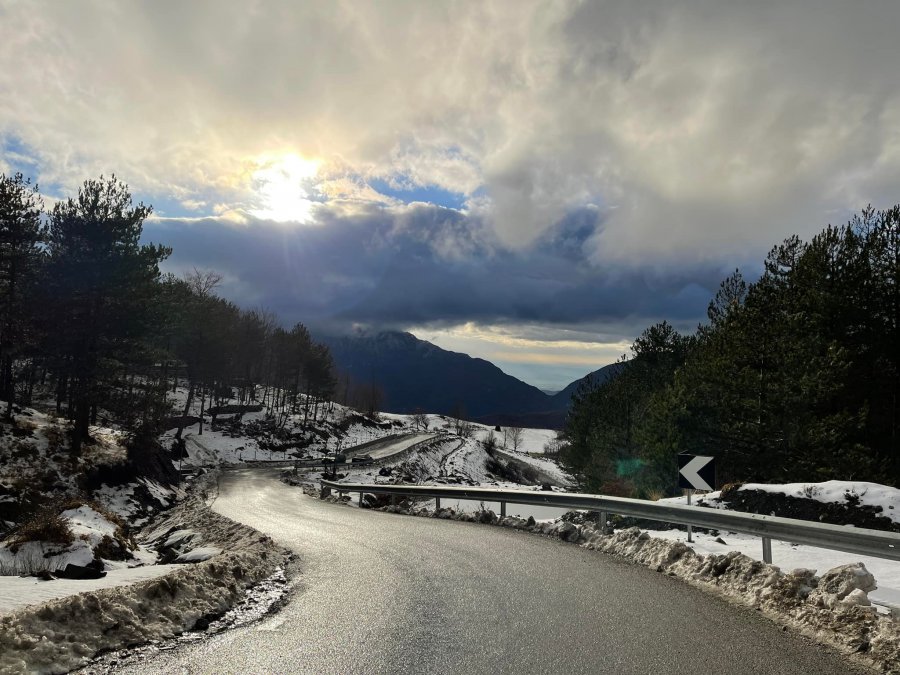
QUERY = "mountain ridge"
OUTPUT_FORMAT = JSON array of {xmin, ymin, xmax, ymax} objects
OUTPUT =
[{"xmin": 320, "ymin": 330, "xmax": 622, "ymax": 428}]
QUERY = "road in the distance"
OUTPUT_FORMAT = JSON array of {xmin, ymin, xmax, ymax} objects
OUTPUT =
[
  {"xmin": 118, "ymin": 468, "xmax": 864, "ymax": 675},
  {"xmin": 358, "ymin": 432, "xmax": 437, "ymax": 460}
]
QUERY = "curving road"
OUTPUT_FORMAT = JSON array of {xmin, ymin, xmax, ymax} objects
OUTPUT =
[{"xmin": 117, "ymin": 467, "xmax": 864, "ymax": 675}]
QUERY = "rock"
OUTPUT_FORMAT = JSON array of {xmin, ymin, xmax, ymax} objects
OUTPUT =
[
  {"xmin": 477, "ymin": 510, "xmax": 497, "ymax": 524},
  {"xmin": 526, "ymin": 516, "xmax": 536, "ymax": 527},
  {"xmin": 557, "ymin": 521, "xmax": 579, "ymax": 542},
  {"xmin": 56, "ymin": 562, "xmax": 107, "ymax": 580},
  {"xmin": 541, "ymin": 483, "xmax": 553, "ymax": 491},
  {"xmin": 714, "ymin": 537, "xmax": 727, "ymax": 545},
  {"xmin": 360, "ymin": 493, "xmax": 382, "ymax": 509},
  {"xmin": 32, "ymin": 570, "xmax": 54, "ymax": 581}
]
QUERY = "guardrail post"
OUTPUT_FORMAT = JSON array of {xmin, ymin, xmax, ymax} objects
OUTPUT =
[
  {"xmin": 435, "ymin": 497, "xmax": 441, "ymax": 511},
  {"xmin": 600, "ymin": 510, "xmax": 608, "ymax": 533},
  {"xmin": 500, "ymin": 501, "xmax": 506, "ymax": 518},
  {"xmin": 762, "ymin": 537, "xmax": 773, "ymax": 564}
]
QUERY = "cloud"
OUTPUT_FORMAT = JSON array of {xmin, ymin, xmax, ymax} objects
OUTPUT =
[
  {"xmin": 5, "ymin": 0, "xmax": 900, "ymax": 387},
  {"xmin": 144, "ymin": 201, "xmax": 721, "ymax": 341},
  {"xmin": 3, "ymin": 1, "xmax": 900, "ymax": 265}
]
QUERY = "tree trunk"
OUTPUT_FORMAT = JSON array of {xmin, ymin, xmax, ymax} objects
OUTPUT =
[
  {"xmin": 174, "ymin": 382, "xmax": 195, "ymax": 441},
  {"xmin": 198, "ymin": 385, "xmax": 206, "ymax": 435},
  {"xmin": 4, "ymin": 355, "xmax": 13, "ymax": 419}
]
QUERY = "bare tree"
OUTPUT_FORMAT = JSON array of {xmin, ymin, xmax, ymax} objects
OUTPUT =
[
  {"xmin": 411, "ymin": 408, "xmax": 429, "ymax": 431},
  {"xmin": 184, "ymin": 267, "xmax": 222, "ymax": 297},
  {"xmin": 505, "ymin": 426, "xmax": 524, "ymax": 452},
  {"xmin": 457, "ymin": 420, "xmax": 475, "ymax": 439},
  {"xmin": 543, "ymin": 433, "xmax": 564, "ymax": 458},
  {"xmin": 363, "ymin": 379, "xmax": 383, "ymax": 417},
  {"xmin": 451, "ymin": 402, "xmax": 469, "ymax": 436}
]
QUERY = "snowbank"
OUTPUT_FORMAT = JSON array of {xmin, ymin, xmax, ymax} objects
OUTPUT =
[
  {"xmin": 738, "ymin": 481, "xmax": 900, "ymax": 525},
  {"xmin": 0, "ymin": 494, "xmax": 291, "ymax": 674}
]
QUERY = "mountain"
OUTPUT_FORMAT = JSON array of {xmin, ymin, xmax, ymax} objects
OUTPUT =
[
  {"xmin": 547, "ymin": 362, "xmax": 626, "ymax": 409},
  {"xmin": 322, "ymin": 331, "xmax": 550, "ymax": 419},
  {"xmin": 321, "ymin": 330, "xmax": 623, "ymax": 428}
]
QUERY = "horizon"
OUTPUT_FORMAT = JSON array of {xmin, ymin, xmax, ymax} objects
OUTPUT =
[{"xmin": 4, "ymin": 1, "xmax": 900, "ymax": 390}]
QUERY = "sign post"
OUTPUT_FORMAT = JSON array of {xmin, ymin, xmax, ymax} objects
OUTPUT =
[{"xmin": 678, "ymin": 454, "xmax": 716, "ymax": 544}]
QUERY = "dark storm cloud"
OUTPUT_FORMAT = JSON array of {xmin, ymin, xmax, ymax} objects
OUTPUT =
[{"xmin": 144, "ymin": 202, "xmax": 727, "ymax": 340}]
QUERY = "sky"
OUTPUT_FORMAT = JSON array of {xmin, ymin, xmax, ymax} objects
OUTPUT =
[{"xmin": 3, "ymin": 1, "xmax": 900, "ymax": 390}]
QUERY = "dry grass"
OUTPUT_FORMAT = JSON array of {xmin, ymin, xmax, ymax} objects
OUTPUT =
[
  {"xmin": 6, "ymin": 497, "xmax": 134, "ymax": 553},
  {"xmin": 7, "ymin": 508, "xmax": 74, "ymax": 551},
  {"xmin": 718, "ymin": 482, "xmax": 744, "ymax": 499}
]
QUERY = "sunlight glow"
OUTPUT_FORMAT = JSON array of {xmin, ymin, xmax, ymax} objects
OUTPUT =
[{"xmin": 250, "ymin": 153, "xmax": 321, "ymax": 223}]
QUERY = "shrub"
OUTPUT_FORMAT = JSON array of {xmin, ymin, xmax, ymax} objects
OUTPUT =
[{"xmin": 8, "ymin": 508, "xmax": 74, "ymax": 550}]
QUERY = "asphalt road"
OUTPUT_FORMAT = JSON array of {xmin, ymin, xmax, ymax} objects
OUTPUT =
[{"xmin": 118, "ymin": 468, "xmax": 864, "ymax": 675}]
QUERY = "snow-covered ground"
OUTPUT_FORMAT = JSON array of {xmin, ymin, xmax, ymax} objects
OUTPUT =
[
  {"xmin": 0, "ymin": 564, "xmax": 177, "ymax": 615},
  {"xmin": 644, "ymin": 527, "xmax": 900, "ymax": 613},
  {"xmin": 379, "ymin": 412, "xmax": 559, "ymax": 454},
  {"xmin": 165, "ymin": 386, "xmax": 404, "ymax": 466},
  {"xmin": 322, "ymin": 434, "xmax": 570, "ymax": 491},
  {"xmin": 654, "ymin": 480, "xmax": 900, "ymax": 613},
  {"xmin": 0, "ymin": 493, "xmax": 290, "ymax": 675}
]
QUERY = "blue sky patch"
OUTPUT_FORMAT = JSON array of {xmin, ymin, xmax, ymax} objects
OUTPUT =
[{"xmin": 369, "ymin": 177, "xmax": 468, "ymax": 210}]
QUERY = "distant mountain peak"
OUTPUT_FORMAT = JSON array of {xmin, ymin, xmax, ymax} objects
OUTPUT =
[{"xmin": 319, "ymin": 329, "xmax": 621, "ymax": 428}]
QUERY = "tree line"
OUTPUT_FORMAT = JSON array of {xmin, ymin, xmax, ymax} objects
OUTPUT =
[
  {"xmin": 0, "ymin": 172, "xmax": 339, "ymax": 454},
  {"xmin": 563, "ymin": 205, "xmax": 900, "ymax": 495}
]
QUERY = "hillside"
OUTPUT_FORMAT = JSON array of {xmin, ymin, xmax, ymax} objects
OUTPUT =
[
  {"xmin": 322, "ymin": 331, "xmax": 551, "ymax": 418},
  {"xmin": 323, "ymin": 331, "xmax": 622, "ymax": 428},
  {"xmin": 547, "ymin": 362, "xmax": 626, "ymax": 408}
]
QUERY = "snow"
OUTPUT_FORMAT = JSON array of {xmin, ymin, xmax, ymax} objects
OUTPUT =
[
  {"xmin": 0, "ymin": 494, "xmax": 290, "ymax": 674},
  {"xmin": 495, "ymin": 447, "xmax": 574, "ymax": 487},
  {"xmin": 163, "ymin": 388, "xmax": 406, "ymax": 466},
  {"xmin": 61, "ymin": 506, "xmax": 118, "ymax": 546},
  {"xmin": 736, "ymin": 481, "xmax": 900, "ymax": 523},
  {"xmin": 643, "ymin": 527, "xmax": 900, "ymax": 614},
  {"xmin": 0, "ymin": 406, "xmax": 130, "ymax": 508},
  {"xmin": 0, "ymin": 565, "xmax": 177, "ymax": 615},
  {"xmin": 174, "ymin": 546, "xmax": 221, "ymax": 563},
  {"xmin": 161, "ymin": 528, "xmax": 199, "ymax": 548},
  {"xmin": 93, "ymin": 479, "xmax": 177, "ymax": 526},
  {"xmin": 0, "ymin": 506, "xmax": 132, "ymax": 576},
  {"xmin": 653, "ymin": 479, "xmax": 900, "ymax": 613},
  {"xmin": 0, "ymin": 539, "xmax": 95, "ymax": 576},
  {"xmin": 380, "ymin": 412, "xmax": 560, "ymax": 453}
]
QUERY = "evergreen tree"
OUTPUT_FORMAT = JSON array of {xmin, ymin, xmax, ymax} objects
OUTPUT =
[
  {"xmin": 43, "ymin": 176, "xmax": 170, "ymax": 453},
  {"xmin": 0, "ymin": 173, "xmax": 44, "ymax": 417}
]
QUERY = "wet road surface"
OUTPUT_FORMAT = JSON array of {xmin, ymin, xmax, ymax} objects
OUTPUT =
[{"xmin": 117, "ymin": 467, "xmax": 864, "ymax": 675}]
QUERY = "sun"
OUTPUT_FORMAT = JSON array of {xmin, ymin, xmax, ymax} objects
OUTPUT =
[{"xmin": 250, "ymin": 153, "xmax": 321, "ymax": 223}]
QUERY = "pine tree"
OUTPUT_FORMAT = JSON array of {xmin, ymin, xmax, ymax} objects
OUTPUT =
[
  {"xmin": 43, "ymin": 176, "xmax": 170, "ymax": 454},
  {"xmin": 0, "ymin": 173, "xmax": 44, "ymax": 417}
]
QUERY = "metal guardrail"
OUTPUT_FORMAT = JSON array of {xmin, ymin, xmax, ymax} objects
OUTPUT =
[{"xmin": 320, "ymin": 480, "xmax": 900, "ymax": 564}]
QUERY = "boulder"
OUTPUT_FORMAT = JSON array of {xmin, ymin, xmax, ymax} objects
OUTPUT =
[
  {"xmin": 56, "ymin": 560, "xmax": 106, "ymax": 580},
  {"xmin": 557, "ymin": 521, "xmax": 580, "ymax": 542},
  {"xmin": 477, "ymin": 510, "xmax": 497, "ymax": 524}
]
